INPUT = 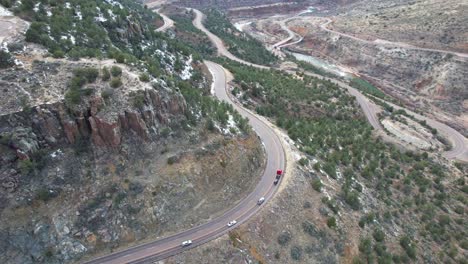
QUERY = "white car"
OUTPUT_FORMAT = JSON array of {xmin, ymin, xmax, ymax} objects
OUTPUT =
[
  {"xmin": 227, "ymin": 220, "xmax": 237, "ymax": 227},
  {"xmin": 181, "ymin": 240, "xmax": 192, "ymax": 246},
  {"xmin": 257, "ymin": 197, "xmax": 265, "ymax": 205}
]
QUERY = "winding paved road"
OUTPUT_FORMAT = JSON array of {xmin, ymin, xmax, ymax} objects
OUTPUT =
[
  {"xmin": 84, "ymin": 62, "xmax": 286, "ymax": 264},
  {"xmin": 192, "ymin": 9, "xmax": 468, "ymax": 162}
]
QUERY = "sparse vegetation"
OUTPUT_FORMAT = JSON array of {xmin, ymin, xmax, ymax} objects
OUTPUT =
[
  {"xmin": 110, "ymin": 77, "xmax": 122, "ymax": 88},
  {"xmin": 204, "ymin": 9, "xmax": 277, "ymax": 65},
  {"xmin": 139, "ymin": 72, "xmax": 150, "ymax": 82},
  {"xmin": 0, "ymin": 50, "xmax": 14, "ymax": 68},
  {"xmin": 111, "ymin": 66, "xmax": 122, "ymax": 77}
]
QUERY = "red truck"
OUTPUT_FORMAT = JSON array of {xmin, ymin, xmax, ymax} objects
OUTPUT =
[{"xmin": 274, "ymin": 169, "xmax": 283, "ymax": 185}]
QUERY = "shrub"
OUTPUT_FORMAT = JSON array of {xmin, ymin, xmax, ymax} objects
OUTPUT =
[
  {"xmin": 102, "ymin": 67, "xmax": 111, "ymax": 81},
  {"xmin": 65, "ymin": 88, "xmax": 82, "ymax": 105},
  {"xmin": 36, "ymin": 188, "xmax": 52, "ymax": 202},
  {"xmin": 312, "ymin": 179, "xmax": 323, "ymax": 192},
  {"xmin": 132, "ymin": 94, "xmax": 145, "ymax": 108},
  {"xmin": 327, "ymin": 217, "xmax": 337, "ymax": 229},
  {"xmin": 206, "ymin": 118, "xmax": 215, "ymax": 131},
  {"xmin": 290, "ymin": 246, "xmax": 302, "ymax": 261},
  {"xmin": 298, "ymin": 158, "xmax": 309, "ymax": 166},
  {"xmin": 0, "ymin": 0, "xmax": 12, "ymax": 8},
  {"xmin": 110, "ymin": 77, "xmax": 122, "ymax": 88},
  {"xmin": 359, "ymin": 237, "xmax": 372, "ymax": 255},
  {"xmin": 18, "ymin": 159, "xmax": 35, "ymax": 175},
  {"xmin": 52, "ymin": 49, "xmax": 65, "ymax": 58},
  {"xmin": 0, "ymin": 50, "xmax": 14, "ymax": 68},
  {"xmin": 167, "ymin": 156, "xmax": 179, "ymax": 165},
  {"xmin": 139, "ymin": 72, "xmax": 150, "ymax": 82},
  {"xmin": 302, "ymin": 221, "xmax": 318, "ymax": 237},
  {"xmin": 111, "ymin": 66, "xmax": 122, "ymax": 77},
  {"xmin": 373, "ymin": 229, "xmax": 385, "ymax": 242},
  {"xmin": 277, "ymin": 231, "xmax": 291, "ymax": 246},
  {"xmin": 399, "ymin": 236, "xmax": 416, "ymax": 259},
  {"xmin": 74, "ymin": 67, "xmax": 99, "ymax": 83}
]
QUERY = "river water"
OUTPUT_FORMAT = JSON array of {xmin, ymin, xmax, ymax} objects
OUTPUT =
[{"xmin": 287, "ymin": 51, "xmax": 353, "ymax": 79}]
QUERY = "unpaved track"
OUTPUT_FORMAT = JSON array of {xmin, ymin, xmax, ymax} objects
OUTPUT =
[
  {"xmin": 192, "ymin": 9, "xmax": 269, "ymax": 70},
  {"xmin": 155, "ymin": 9, "xmax": 174, "ymax": 32},
  {"xmin": 320, "ymin": 18, "xmax": 468, "ymax": 59},
  {"xmin": 193, "ymin": 9, "xmax": 468, "ymax": 162}
]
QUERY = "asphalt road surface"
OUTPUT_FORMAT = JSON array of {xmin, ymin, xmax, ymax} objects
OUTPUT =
[{"xmin": 84, "ymin": 62, "xmax": 286, "ymax": 263}]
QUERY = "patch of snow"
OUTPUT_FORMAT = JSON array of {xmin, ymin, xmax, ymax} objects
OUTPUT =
[
  {"xmin": 0, "ymin": 5, "xmax": 12, "ymax": 16},
  {"xmin": 233, "ymin": 21, "xmax": 252, "ymax": 32},
  {"xmin": 50, "ymin": 149, "xmax": 63, "ymax": 158},
  {"xmin": 33, "ymin": 3, "xmax": 40, "ymax": 12},
  {"xmin": 180, "ymin": 55, "xmax": 193, "ymax": 80},
  {"xmin": 104, "ymin": 0, "xmax": 123, "ymax": 9},
  {"xmin": 65, "ymin": 2, "xmax": 71, "ymax": 9},
  {"xmin": 107, "ymin": 9, "xmax": 116, "ymax": 20},
  {"xmin": 47, "ymin": 10, "xmax": 52, "ymax": 17},
  {"xmin": 76, "ymin": 11, "xmax": 82, "ymax": 20}
]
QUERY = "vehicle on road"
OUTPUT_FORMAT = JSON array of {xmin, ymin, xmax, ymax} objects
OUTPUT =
[
  {"xmin": 181, "ymin": 240, "xmax": 192, "ymax": 247},
  {"xmin": 227, "ymin": 220, "xmax": 237, "ymax": 227},
  {"xmin": 274, "ymin": 178, "xmax": 279, "ymax": 185},
  {"xmin": 276, "ymin": 169, "xmax": 283, "ymax": 176},
  {"xmin": 257, "ymin": 197, "xmax": 265, "ymax": 205}
]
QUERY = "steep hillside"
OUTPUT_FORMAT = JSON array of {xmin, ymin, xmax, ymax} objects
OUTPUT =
[{"xmin": 0, "ymin": 0, "xmax": 264, "ymax": 263}]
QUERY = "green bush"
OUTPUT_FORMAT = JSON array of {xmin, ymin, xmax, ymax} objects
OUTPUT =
[
  {"xmin": 312, "ymin": 179, "xmax": 323, "ymax": 192},
  {"xmin": 0, "ymin": 50, "xmax": 14, "ymax": 68},
  {"xmin": 102, "ymin": 67, "xmax": 111, "ymax": 81},
  {"xmin": 277, "ymin": 231, "xmax": 291, "ymax": 246},
  {"xmin": 111, "ymin": 66, "xmax": 122, "ymax": 77},
  {"xmin": 36, "ymin": 188, "xmax": 53, "ymax": 202},
  {"xmin": 65, "ymin": 87, "xmax": 82, "ymax": 105},
  {"xmin": 327, "ymin": 217, "xmax": 337, "ymax": 229},
  {"xmin": 52, "ymin": 49, "xmax": 65, "ymax": 58},
  {"xmin": 298, "ymin": 158, "xmax": 309, "ymax": 166},
  {"xmin": 139, "ymin": 72, "xmax": 150, "ymax": 82},
  {"xmin": 132, "ymin": 94, "xmax": 145, "ymax": 108},
  {"xmin": 110, "ymin": 77, "xmax": 122, "ymax": 88},
  {"xmin": 74, "ymin": 67, "xmax": 99, "ymax": 83},
  {"xmin": 167, "ymin": 156, "xmax": 178, "ymax": 165},
  {"xmin": 399, "ymin": 236, "xmax": 416, "ymax": 259},
  {"xmin": 290, "ymin": 246, "xmax": 302, "ymax": 261},
  {"xmin": 18, "ymin": 159, "xmax": 36, "ymax": 175},
  {"xmin": 373, "ymin": 229, "xmax": 385, "ymax": 242},
  {"xmin": 0, "ymin": 0, "xmax": 12, "ymax": 8}
]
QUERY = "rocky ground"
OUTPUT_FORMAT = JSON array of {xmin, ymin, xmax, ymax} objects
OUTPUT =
[
  {"xmin": 0, "ymin": 37, "xmax": 265, "ymax": 264},
  {"xmin": 332, "ymin": 0, "xmax": 468, "ymax": 53}
]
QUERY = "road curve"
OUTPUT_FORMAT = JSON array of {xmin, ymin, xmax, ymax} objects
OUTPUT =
[
  {"xmin": 83, "ymin": 64, "xmax": 286, "ymax": 263},
  {"xmin": 193, "ymin": 9, "xmax": 468, "ymax": 162},
  {"xmin": 192, "ymin": 9, "xmax": 269, "ymax": 70},
  {"xmin": 155, "ymin": 9, "xmax": 174, "ymax": 32},
  {"xmin": 320, "ymin": 18, "xmax": 468, "ymax": 59}
]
